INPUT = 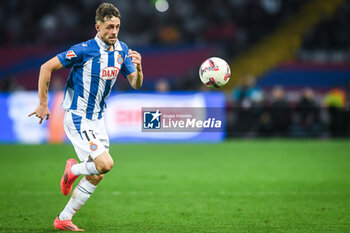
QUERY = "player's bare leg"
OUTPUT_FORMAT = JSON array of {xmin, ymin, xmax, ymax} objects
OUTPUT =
[
  {"xmin": 68, "ymin": 151, "xmax": 114, "ymax": 179},
  {"xmin": 54, "ymin": 175, "xmax": 105, "ymax": 231},
  {"xmin": 85, "ymin": 174, "xmax": 105, "ymax": 186},
  {"xmin": 93, "ymin": 150, "xmax": 114, "ymax": 174},
  {"xmin": 55, "ymin": 151, "xmax": 113, "ymax": 231}
]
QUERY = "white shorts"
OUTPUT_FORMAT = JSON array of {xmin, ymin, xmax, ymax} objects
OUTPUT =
[{"xmin": 63, "ymin": 111, "xmax": 109, "ymax": 162}]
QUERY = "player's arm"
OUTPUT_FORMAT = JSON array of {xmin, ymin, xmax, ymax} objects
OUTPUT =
[
  {"xmin": 127, "ymin": 49, "xmax": 143, "ymax": 89},
  {"xmin": 29, "ymin": 56, "xmax": 63, "ymax": 124}
]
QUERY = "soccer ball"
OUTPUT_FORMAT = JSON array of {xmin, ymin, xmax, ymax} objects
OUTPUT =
[{"xmin": 199, "ymin": 57, "xmax": 231, "ymax": 88}]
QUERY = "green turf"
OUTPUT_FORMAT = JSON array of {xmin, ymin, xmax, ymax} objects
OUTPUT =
[{"xmin": 0, "ymin": 140, "xmax": 349, "ymax": 233}]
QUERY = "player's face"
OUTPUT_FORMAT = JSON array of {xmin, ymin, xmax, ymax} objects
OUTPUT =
[{"xmin": 96, "ymin": 16, "xmax": 120, "ymax": 46}]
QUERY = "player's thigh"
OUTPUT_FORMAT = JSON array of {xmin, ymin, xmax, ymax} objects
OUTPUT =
[
  {"xmin": 94, "ymin": 117, "xmax": 110, "ymax": 152},
  {"xmin": 91, "ymin": 118, "xmax": 114, "ymax": 171},
  {"xmin": 63, "ymin": 112, "xmax": 107, "ymax": 162}
]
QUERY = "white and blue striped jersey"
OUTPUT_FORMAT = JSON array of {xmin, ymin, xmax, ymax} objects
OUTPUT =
[{"xmin": 57, "ymin": 35, "xmax": 135, "ymax": 120}]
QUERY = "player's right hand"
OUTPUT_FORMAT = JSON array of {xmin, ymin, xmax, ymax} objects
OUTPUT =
[{"xmin": 28, "ymin": 104, "xmax": 50, "ymax": 124}]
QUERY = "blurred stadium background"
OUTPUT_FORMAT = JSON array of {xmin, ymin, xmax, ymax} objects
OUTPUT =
[{"xmin": 0, "ymin": 0, "xmax": 349, "ymax": 142}]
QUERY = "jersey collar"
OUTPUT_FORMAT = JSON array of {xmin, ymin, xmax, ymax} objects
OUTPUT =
[{"xmin": 94, "ymin": 34, "xmax": 122, "ymax": 51}]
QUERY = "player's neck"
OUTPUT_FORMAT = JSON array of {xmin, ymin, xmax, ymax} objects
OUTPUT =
[
  {"xmin": 96, "ymin": 34, "xmax": 114, "ymax": 51},
  {"xmin": 107, "ymin": 45, "xmax": 114, "ymax": 51}
]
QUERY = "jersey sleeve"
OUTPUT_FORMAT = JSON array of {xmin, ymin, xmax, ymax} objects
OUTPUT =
[
  {"xmin": 57, "ymin": 44, "xmax": 85, "ymax": 68},
  {"xmin": 120, "ymin": 43, "xmax": 136, "ymax": 78}
]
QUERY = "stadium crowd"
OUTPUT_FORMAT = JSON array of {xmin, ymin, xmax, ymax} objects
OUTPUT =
[
  {"xmin": 225, "ymin": 0, "xmax": 350, "ymax": 138},
  {"xmin": 299, "ymin": 0, "xmax": 350, "ymax": 62},
  {"xmin": 0, "ymin": 0, "xmax": 307, "ymax": 48},
  {"xmin": 0, "ymin": 0, "xmax": 349, "ymax": 137},
  {"xmin": 227, "ymin": 75, "xmax": 350, "ymax": 137},
  {"xmin": 0, "ymin": 0, "xmax": 312, "ymax": 92}
]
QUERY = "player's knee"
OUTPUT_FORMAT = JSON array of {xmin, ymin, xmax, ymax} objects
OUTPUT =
[
  {"xmin": 98, "ymin": 157, "xmax": 114, "ymax": 174},
  {"xmin": 106, "ymin": 156, "xmax": 114, "ymax": 171},
  {"xmin": 104, "ymin": 159, "xmax": 114, "ymax": 172},
  {"xmin": 95, "ymin": 151, "xmax": 114, "ymax": 174}
]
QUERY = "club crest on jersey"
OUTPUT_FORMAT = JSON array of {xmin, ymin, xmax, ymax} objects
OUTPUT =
[
  {"xmin": 89, "ymin": 142, "xmax": 98, "ymax": 151},
  {"xmin": 117, "ymin": 55, "xmax": 124, "ymax": 64},
  {"xmin": 100, "ymin": 66, "xmax": 120, "ymax": 80},
  {"xmin": 66, "ymin": 50, "xmax": 77, "ymax": 59}
]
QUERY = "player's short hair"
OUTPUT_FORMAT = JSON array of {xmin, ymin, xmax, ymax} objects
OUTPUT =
[{"xmin": 95, "ymin": 3, "xmax": 121, "ymax": 23}]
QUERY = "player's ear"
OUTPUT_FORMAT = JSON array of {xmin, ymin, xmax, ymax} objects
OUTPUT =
[{"xmin": 95, "ymin": 23, "xmax": 100, "ymax": 32}]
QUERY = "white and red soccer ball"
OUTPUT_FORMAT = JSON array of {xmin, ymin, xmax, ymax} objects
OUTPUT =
[{"xmin": 199, "ymin": 57, "xmax": 231, "ymax": 88}]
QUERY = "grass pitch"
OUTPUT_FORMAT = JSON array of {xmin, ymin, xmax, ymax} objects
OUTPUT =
[{"xmin": 0, "ymin": 140, "xmax": 349, "ymax": 233}]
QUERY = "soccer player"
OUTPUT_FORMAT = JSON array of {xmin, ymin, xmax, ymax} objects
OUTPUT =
[{"xmin": 29, "ymin": 3, "xmax": 143, "ymax": 231}]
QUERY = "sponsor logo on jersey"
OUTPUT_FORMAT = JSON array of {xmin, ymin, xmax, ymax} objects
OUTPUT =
[
  {"xmin": 100, "ymin": 66, "xmax": 120, "ymax": 80},
  {"xmin": 66, "ymin": 50, "xmax": 77, "ymax": 59}
]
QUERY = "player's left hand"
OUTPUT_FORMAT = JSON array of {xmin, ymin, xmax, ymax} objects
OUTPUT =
[
  {"xmin": 28, "ymin": 104, "xmax": 50, "ymax": 124},
  {"xmin": 128, "ymin": 49, "xmax": 142, "ymax": 70}
]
